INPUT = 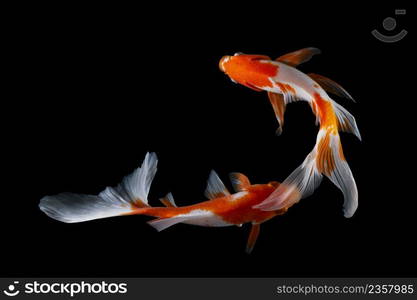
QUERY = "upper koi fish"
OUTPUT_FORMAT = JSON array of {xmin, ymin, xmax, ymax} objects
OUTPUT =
[{"xmin": 219, "ymin": 48, "xmax": 361, "ymax": 218}]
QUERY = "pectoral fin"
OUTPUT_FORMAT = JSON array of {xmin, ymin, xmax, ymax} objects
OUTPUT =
[
  {"xmin": 246, "ymin": 223, "xmax": 261, "ymax": 254},
  {"xmin": 267, "ymin": 92, "xmax": 286, "ymax": 135}
]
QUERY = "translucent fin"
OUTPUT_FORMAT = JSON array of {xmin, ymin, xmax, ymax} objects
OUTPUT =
[
  {"xmin": 309, "ymin": 73, "xmax": 355, "ymax": 102},
  {"xmin": 326, "ymin": 134, "xmax": 358, "ymax": 218},
  {"xmin": 147, "ymin": 216, "xmax": 188, "ymax": 232},
  {"xmin": 254, "ymin": 149, "xmax": 321, "ymax": 211},
  {"xmin": 267, "ymin": 92, "xmax": 286, "ymax": 135},
  {"xmin": 39, "ymin": 152, "xmax": 158, "ymax": 223},
  {"xmin": 254, "ymin": 130, "xmax": 328, "ymax": 211},
  {"xmin": 204, "ymin": 170, "xmax": 230, "ymax": 199},
  {"xmin": 276, "ymin": 47, "xmax": 321, "ymax": 67},
  {"xmin": 109, "ymin": 152, "xmax": 158, "ymax": 206},
  {"xmin": 316, "ymin": 132, "xmax": 359, "ymax": 217},
  {"xmin": 229, "ymin": 173, "xmax": 251, "ymax": 192},
  {"xmin": 332, "ymin": 101, "xmax": 361, "ymax": 140},
  {"xmin": 159, "ymin": 192, "xmax": 177, "ymax": 207},
  {"xmin": 39, "ymin": 193, "xmax": 133, "ymax": 223},
  {"xmin": 257, "ymin": 130, "xmax": 358, "ymax": 217}
]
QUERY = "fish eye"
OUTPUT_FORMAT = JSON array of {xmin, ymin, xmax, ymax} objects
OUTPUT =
[{"xmin": 234, "ymin": 52, "xmax": 244, "ymax": 56}]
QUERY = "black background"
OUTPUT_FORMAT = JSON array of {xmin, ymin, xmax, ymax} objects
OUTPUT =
[{"xmin": 3, "ymin": 3, "xmax": 415, "ymax": 277}]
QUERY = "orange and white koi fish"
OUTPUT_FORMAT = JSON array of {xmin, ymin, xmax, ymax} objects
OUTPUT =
[
  {"xmin": 39, "ymin": 153, "xmax": 296, "ymax": 253},
  {"xmin": 219, "ymin": 48, "xmax": 361, "ymax": 217}
]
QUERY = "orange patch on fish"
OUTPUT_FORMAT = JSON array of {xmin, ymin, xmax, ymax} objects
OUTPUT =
[
  {"xmin": 313, "ymin": 93, "xmax": 338, "ymax": 133},
  {"xmin": 221, "ymin": 55, "xmax": 279, "ymax": 91},
  {"xmin": 276, "ymin": 82, "xmax": 296, "ymax": 94}
]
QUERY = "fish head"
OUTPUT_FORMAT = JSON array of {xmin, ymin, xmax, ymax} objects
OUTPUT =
[
  {"xmin": 219, "ymin": 53, "xmax": 275, "ymax": 88},
  {"xmin": 219, "ymin": 53, "xmax": 246, "ymax": 85},
  {"xmin": 219, "ymin": 52, "xmax": 268, "ymax": 73}
]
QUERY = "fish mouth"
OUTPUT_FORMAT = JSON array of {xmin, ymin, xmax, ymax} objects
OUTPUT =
[{"xmin": 219, "ymin": 55, "xmax": 231, "ymax": 72}]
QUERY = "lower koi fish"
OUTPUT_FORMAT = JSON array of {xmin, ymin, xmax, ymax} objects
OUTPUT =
[{"xmin": 39, "ymin": 153, "xmax": 298, "ymax": 253}]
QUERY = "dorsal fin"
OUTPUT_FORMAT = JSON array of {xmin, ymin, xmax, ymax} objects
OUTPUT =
[
  {"xmin": 229, "ymin": 172, "xmax": 251, "ymax": 192},
  {"xmin": 159, "ymin": 192, "xmax": 177, "ymax": 207},
  {"xmin": 276, "ymin": 47, "xmax": 321, "ymax": 67},
  {"xmin": 204, "ymin": 170, "xmax": 231, "ymax": 199},
  {"xmin": 308, "ymin": 73, "xmax": 355, "ymax": 102}
]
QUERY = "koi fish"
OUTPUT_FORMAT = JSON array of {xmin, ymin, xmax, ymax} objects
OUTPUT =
[
  {"xmin": 219, "ymin": 48, "xmax": 361, "ymax": 217},
  {"xmin": 39, "ymin": 153, "xmax": 297, "ymax": 253}
]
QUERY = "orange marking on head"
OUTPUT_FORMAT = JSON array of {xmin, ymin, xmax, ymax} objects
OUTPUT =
[{"xmin": 220, "ymin": 54, "xmax": 278, "ymax": 91}]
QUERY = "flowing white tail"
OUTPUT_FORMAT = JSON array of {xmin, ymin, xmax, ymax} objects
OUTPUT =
[
  {"xmin": 255, "ymin": 97, "xmax": 360, "ymax": 218},
  {"xmin": 39, "ymin": 152, "xmax": 158, "ymax": 223}
]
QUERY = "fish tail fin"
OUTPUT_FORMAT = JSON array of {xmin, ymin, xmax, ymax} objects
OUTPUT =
[
  {"xmin": 39, "ymin": 152, "xmax": 158, "ymax": 223},
  {"xmin": 317, "ymin": 131, "xmax": 358, "ymax": 217},
  {"xmin": 254, "ymin": 129, "xmax": 358, "ymax": 218}
]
